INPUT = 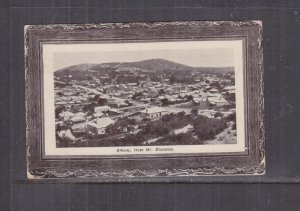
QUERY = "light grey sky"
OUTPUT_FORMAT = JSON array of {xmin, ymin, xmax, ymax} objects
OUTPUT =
[{"xmin": 53, "ymin": 48, "xmax": 234, "ymax": 70}]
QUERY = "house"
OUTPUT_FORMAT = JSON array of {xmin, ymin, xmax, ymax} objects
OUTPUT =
[
  {"xmin": 209, "ymin": 88, "xmax": 218, "ymax": 94},
  {"xmin": 114, "ymin": 100, "xmax": 129, "ymax": 108},
  {"xmin": 86, "ymin": 117, "xmax": 115, "ymax": 135},
  {"xmin": 140, "ymin": 106, "xmax": 168, "ymax": 119},
  {"xmin": 192, "ymin": 97, "xmax": 207, "ymax": 105},
  {"xmin": 207, "ymin": 97, "xmax": 229, "ymax": 106},
  {"xmin": 68, "ymin": 112, "xmax": 86, "ymax": 122},
  {"xmin": 94, "ymin": 106, "xmax": 111, "ymax": 113},
  {"xmin": 71, "ymin": 122, "xmax": 88, "ymax": 133},
  {"xmin": 223, "ymin": 86, "xmax": 235, "ymax": 93},
  {"xmin": 68, "ymin": 115, "xmax": 85, "ymax": 124},
  {"xmin": 58, "ymin": 111, "xmax": 75, "ymax": 121}
]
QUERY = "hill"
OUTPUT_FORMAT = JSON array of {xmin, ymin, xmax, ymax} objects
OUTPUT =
[{"xmin": 54, "ymin": 59, "xmax": 234, "ymax": 79}]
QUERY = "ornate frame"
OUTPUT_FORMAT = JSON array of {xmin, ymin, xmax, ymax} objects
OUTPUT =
[{"xmin": 25, "ymin": 21, "xmax": 264, "ymax": 181}]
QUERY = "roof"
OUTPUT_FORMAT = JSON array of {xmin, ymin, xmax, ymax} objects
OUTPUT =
[
  {"xmin": 74, "ymin": 112, "xmax": 86, "ymax": 117},
  {"xmin": 88, "ymin": 117, "xmax": 115, "ymax": 129},
  {"xmin": 59, "ymin": 111, "xmax": 74, "ymax": 117},
  {"xmin": 140, "ymin": 106, "xmax": 167, "ymax": 114},
  {"xmin": 223, "ymin": 86, "xmax": 235, "ymax": 91},
  {"xmin": 70, "ymin": 116, "xmax": 85, "ymax": 122},
  {"xmin": 208, "ymin": 97, "xmax": 228, "ymax": 103},
  {"xmin": 93, "ymin": 112, "xmax": 105, "ymax": 118},
  {"xmin": 94, "ymin": 106, "xmax": 111, "ymax": 112},
  {"xmin": 193, "ymin": 97, "xmax": 203, "ymax": 103}
]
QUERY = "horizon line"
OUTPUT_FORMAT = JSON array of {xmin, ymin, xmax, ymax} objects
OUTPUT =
[{"xmin": 54, "ymin": 58, "xmax": 235, "ymax": 72}]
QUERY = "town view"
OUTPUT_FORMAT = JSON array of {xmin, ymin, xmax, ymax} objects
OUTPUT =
[{"xmin": 54, "ymin": 58, "xmax": 237, "ymax": 147}]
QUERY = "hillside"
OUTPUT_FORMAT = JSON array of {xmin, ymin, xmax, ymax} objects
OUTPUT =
[{"xmin": 55, "ymin": 58, "xmax": 234, "ymax": 78}]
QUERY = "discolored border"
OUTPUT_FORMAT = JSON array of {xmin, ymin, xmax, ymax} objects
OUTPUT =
[{"xmin": 25, "ymin": 21, "xmax": 264, "ymax": 180}]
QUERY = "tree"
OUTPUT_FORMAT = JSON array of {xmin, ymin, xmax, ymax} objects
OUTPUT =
[
  {"xmin": 82, "ymin": 102, "xmax": 97, "ymax": 115},
  {"xmin": 158, "ymin": 89, "xmax": 165, "ymax": 95},
  {"xmin": 169, "ymin": 75, "xmax": 176, "ymax": 84},
  {"xmin": 120, "ymin": 134, "xmax": 145, "ymax": 146},
  {"xmin": 124, "ymin": 100, "xmax": 132, "ymax": 106},
  {"xmin": 97, "ymin": 98, "xmax": 107, "ymax": 106},
  {"xmin": 192, "ymin": 115, "xmax": 227, "ymax": 140},
  {"xmin": 93, "ymin": 95, "xmax": 108, "ymax": 106},
  {"xmin": 132, "ymin": 92, "xmax": 143, "ymax": 100},
  {"xmin": 210, "ymin": 81, "xmax": 221, "ymax": 90},
  {"xmin": 105, "ymin": 124, "xmax": 120, "ymax": 135},
  {"xmin": 224, "ymin": 93, "xmax": 235, "ymax": 102},
  {"xmin": 156, "ymin": 132, "xmax": 195, "ymax": 145},
  {"xmin": 191, "ymin": 108, "xmax": 198, "ymax": 116},
  {"xmin": 56, "ymin": 92, "xmax": 63, "ymax": 97},
  {"xmin": 55, "ymin": 106, "xmax": 65, "ymax": 118},
  {"xmin": 232, "ymin": 122, "xmax": 236, "ymax": 130},
  {"xmin": 187, "ymin": 95, "xmax": 193, "ymax": 101},
  {"xmin": 226, "ymin": 113, "xmax": 236, "ymax": 122},
  {"xmin": 214, "ymin": 112, "xmax": 224, "ymax": 119},
  {"xmin": 153, "ymin": 125, "xmax": 170, "ymax": 136},
  {"xmin": 162, "ymin": 114, "xmax": 172, "ymax": 122},
  {"xmin": 161, "ymin": 98, "xmax": 169, "ymax": 106}
]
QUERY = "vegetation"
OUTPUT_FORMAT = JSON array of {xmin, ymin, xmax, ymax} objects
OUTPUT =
[
  {"xmin": 169, "ymin": 74, "xmax": 196, "ymax": 84},
  {"xmin": 55, "ymin": 105, "xmax": 65, "ymax": 118},
  {"xmin": 57, "ymin": 111, "xmax": 231, "ymax": 147},
  {"xmin": 156, "ymin": 132, "xmax": 196, "ymax": 145},
  {"xmin": 224, "ymin": 92, "xmax": 235, "ymax": 102},
  {"xmin": 191, "ymin": 108, "xmax": 198, "ymax": 116},
  {"xmin": 214, "ymin": 112, "xmax": 224, "ymax": 119},
  {"xmin": 210, "ymin": 81, "xmax": 221, "ymax": 90},
  {"xmin": 226, "ymin": 113, "xmax": 237, "ymax": 130},
  {"xmin": 226, "ymin": 113, "xmax": 236, "ymax": 122},
  {"xmin": 82, "ymin": 102, "xmax": 97, "ymax": 115},
  {"xmin": 106, "ymin": 117, "xmax": 136, "ymax": 135},
  {"xmin": 192, "ymin": 115, "xmax": 227, "ymax": 141}
]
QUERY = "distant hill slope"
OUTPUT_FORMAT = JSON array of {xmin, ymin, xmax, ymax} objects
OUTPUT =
[{"xmin": 55, "ymin": 58, "xmax": 234, "ymax": 77}]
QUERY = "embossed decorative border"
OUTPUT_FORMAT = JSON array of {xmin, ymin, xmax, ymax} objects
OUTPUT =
[{"xmin": 25, "ymin": 21, "xmax": 265, "ymax": 180}]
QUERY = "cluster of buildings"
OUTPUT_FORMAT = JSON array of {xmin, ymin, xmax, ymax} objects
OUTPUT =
[{"xmin": 55, "ymin": 72, "xmax": 236, "ymax": 140}]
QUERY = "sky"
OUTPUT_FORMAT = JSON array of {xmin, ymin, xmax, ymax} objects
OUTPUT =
[{"xmin": 53, "ymin": 48, "xmax": 234, "ymax": 71}]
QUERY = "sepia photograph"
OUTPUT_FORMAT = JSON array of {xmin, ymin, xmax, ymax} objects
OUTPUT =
[
  {"xmin": 53, "ymin": 43, "xmax": 239, "ymax": 149},
  {"xmin": 25, "ymin": 21, "xmax": 264, "ymax": 179},
  {"xmin": 41, "ymin": 39, "xmax": 245, "ymax": 156}
]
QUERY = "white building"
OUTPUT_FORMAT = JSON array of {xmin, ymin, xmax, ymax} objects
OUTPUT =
[
  {"xmin": 209, "ymin": 88, "xmax": 218, "ymax": 94},
  {"xmin": 140, "ymin": 106, "xmax": 168, "ymax": 119},
  {"xmin": 68, "ymin": 112, "xmax": 86, "ymax": 123},
  {"xmin": 223, "ymin": 86, "xmax": 235, "ymax": 94},
  {"xmin": 87, "ymin": 117, "xmax": 115, "ymax": 135},
  {"xmin": 223, "ymin": 86, "xmax": 235, "ymax": 91},
  {"xmin": 207, "ymin": 97, "xmax": 229, "ymax": 106},
  {"xmin": 58, "ymin": 111, "xmax": 75, "ymax": 121},
  {"xmin": 94, "ymin": 106, "xmax": 111, "ymax": 113},
  {"xmin": 193, "ymin": 97, "xmax": 207, "ymax": 105}
]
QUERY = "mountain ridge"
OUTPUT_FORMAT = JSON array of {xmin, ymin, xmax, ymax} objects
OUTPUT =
[{"xmin": 55, "ymin": 58, "xmax": 234, "ymax": 76}]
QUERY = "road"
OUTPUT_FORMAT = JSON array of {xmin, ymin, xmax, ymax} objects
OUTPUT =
[{"xmin": 73, "ymin": 85, "xmax": 102, "ymax": 95}]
